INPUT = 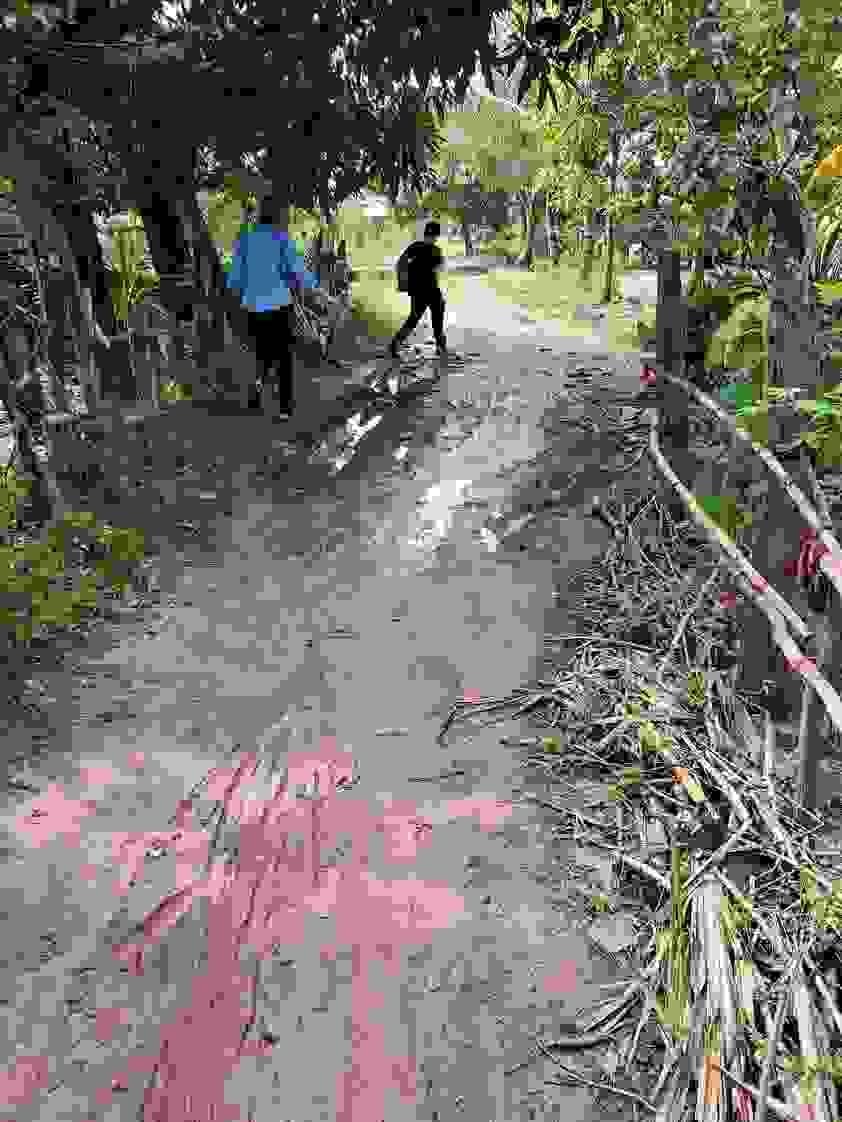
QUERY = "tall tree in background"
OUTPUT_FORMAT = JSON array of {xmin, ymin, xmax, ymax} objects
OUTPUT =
[
  {"xmin": 443, "ymin": 91, "xmax": 556, "ymax": 265},
  {"xmin": 2, "ymin": 0, "xmax": 512, "ymax": 384}
]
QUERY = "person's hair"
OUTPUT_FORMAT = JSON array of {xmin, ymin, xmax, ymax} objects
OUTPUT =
[
  {"xmin": 423, "ymin": 221, "xmax": 441, "ymax": 239},
  {"xmin": 258, "ymin": 196, "xmax": 283, "ymax": 225}
]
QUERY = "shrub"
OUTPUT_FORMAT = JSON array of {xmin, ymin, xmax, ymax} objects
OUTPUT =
[
  {"xmin": 0, "ymin": 468, "xmax": 146, "ymax": 646},
  {"xmin": 706, "ymin": 294, "xmax": 768, "ymax": 383}
]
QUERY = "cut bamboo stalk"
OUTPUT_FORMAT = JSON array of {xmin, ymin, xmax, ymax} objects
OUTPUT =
[
  {"xmin": 648, "ymin": 412, "xmax": 811, "ymax": 643},
  {"xmin": 735, "ymin": 572, "xmax": 842, "ymax": 746},
  {"xmin": 652, "ymin": 367, "xmax": 842, "ymax": 609},
  {"xmin": 650, "ymin": 413, "xmax": 842, "ymax": 743}
]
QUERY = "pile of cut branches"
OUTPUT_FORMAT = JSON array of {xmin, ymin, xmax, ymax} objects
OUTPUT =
[{"xmin": 440, "ymin": 477, "xmax": 842, "ymax": 1121}]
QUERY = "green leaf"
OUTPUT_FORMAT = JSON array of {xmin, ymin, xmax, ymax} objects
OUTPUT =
[
  {"xmin": 542, "ymin": 736, "xmax": 561, "ymax": 754},
  {"xmin": 639, "ymin": 720, "xmax": 661, "ymax": 752},
  {"xmin": 685, "ymin": 779, "xmax": 706, "ymax": 803},
  {"xmin": 687, "ymin": 670, "xmax": 706, "ymax": 708}
]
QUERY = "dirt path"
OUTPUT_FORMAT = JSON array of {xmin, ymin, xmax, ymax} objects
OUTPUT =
[{"xmin": 0, "ymin": 278, "xmax": 648, "ymax": 1122}]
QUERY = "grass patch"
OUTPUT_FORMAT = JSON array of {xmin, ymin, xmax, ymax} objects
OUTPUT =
[
  {"xmin": 0, "ymin": 469, "xmax": 146, "ymax": 649},
  {"xmin": 480, "ymin": 258, "xmax": 652, "ymax": 354},
  {"xmin": 475, "ymin": 227, "xmax": 525, "ymax": 261}
]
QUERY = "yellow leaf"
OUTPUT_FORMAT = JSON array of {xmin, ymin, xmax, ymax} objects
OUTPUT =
[{"xmin": 816, "ymin": 146, "xmax": 842, "ymax": 178}]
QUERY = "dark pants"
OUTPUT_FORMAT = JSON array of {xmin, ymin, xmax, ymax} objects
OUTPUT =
[
  {"xmin": 392, "ymin": 286, "xmax": 446, "ymax": 350},
  {"xmin": 246, "ymin": 305, "xmax": 295, "ymax": 408}
]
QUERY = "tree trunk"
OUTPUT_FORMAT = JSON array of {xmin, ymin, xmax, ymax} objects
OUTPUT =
[
  {"xmin": 10, "ymin": 178, "xmax": 103, "ymax": 415},
  {"xmin": 173, "ymin": 190, "xmax": 257, "ymax": 399},
  {"xmin": 54, "ymin": 201, "xmax": 115, "ymax": 339},
  {"xmin": 460, "ymin": 218, "xmax": 473, "ymax": 257},
  {"xmin": 23, "ymin": 235, "xmax": 70, "ymax": 414},
  {"xmin": 132, "ymin": 191, "xmax": 193, "ymax": 324},
  {"xmin": 731, "ymin": 35, "xmax": 833, "ymax": 810},
  {"xmin": 655, "ymin": 249, "xmax": 695, "ymax": 516},
  {"xmin": 519, "ymin": 197, "xmax": 529, "ymax": 242},
  {"xmin": 601, "ymin": 133, "xmax": 621, "ymax": 304},
  {"xmin": 0, "ymin": 324, "xmax": 66, "ymax": 527},
  {"xmin": 52, "ymin": 201, "xmax": 133, "ymax": 403},
  {"xmin": 42, "ymin": 267, "xmax": 72, "ymax": 411},
  {"xmin": 581, "ymin": 207, "xmax": 596, "ymax": 285},
  {"xmin": 518, "ymin": 192, "xmax": 535, "ymax": 268},
  {"xmin": 601, "ymin": 214, "xmax": 616, "ymax": 304}
]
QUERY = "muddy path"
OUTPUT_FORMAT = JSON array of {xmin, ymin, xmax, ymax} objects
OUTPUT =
[{"xmin": 0, "ymin": 278, "xmax": 650, "ymax": 1122}]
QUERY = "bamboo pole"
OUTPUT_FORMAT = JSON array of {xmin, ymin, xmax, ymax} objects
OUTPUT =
[
  {"xmin": 649, "ymin": 413, "xmax": 842, "ymax": 743},
  {"xmin": 648, "ymin": 365, "xmax": 842, "ymax": 608}
]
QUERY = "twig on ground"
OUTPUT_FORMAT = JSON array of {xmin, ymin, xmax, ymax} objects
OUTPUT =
[
  {"xmin": 655, "ymin": 563, "xmax": 722, "ymax": 687},
  {"xmin": 539, "ymin": 1042, "xmax": 658, "ymax": 1114},
  {"xmin": 407, "ymin": 769, "xmax": 466, "ymax": 782}
]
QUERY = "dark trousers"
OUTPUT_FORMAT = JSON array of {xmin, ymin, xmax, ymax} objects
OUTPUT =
[
  {"xmin": 392, "ymin": 286, "xmax": 446, "ymax": 350},
  {"xmin": 246, "ymin": 305, "xmax": 294, "ymax": 407}
]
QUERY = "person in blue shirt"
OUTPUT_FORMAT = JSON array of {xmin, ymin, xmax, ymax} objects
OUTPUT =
[{"xmin": 226, "ymin": 195, "xmax": 318, "ymax": 417}]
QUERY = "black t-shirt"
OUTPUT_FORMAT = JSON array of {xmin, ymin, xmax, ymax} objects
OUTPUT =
[{"xmin": 401, "ymin": 241, "xmax": 444, "ymax": 290}]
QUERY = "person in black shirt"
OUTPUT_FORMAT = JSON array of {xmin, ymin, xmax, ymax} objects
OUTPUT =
[{"xmin": 389, "ymin": 220, "xmax": 447, "ymax": 358}]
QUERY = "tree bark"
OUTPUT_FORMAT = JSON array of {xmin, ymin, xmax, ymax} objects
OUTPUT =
[
  {"xmin": 53, "ymin": 201, "xmax": 115, "ymax": 338},
  {"xmin": 601, "ymin": 133, "xmax": 620, "ymax": 304},
  {"xmin": 42, "ymin": 266, "xmax": 72, "ymax": 411},
  {"xmin": 580, "ymin": 206, "xmax": 596, "ymax": 285},
  {"xmin": 518, "ymin": 191, "xmax": 535, "ymax": 268},
  {"xmin": 732, "ymin": 20, "xmax": 832, "ymax": 808},
  {"xmin": 23, "ymin": 235, "xmax": 70, "ymax": 414},
  {"xmin": 10, "ymin": 180, "xmax": 103, "ymax": 415},
  {"xmin": 655, "ymin": 249, "xmax": 695, "ymax": 521},
  {"xmin": 460, "ymin": 218, "xmax": 473, "ymax": 257},
  {"xmin": 0, "ymin": 325, "xmax": 66, "ymax": 527},
  {"xmin": 51, "ymin": 200, "xmax": 133, "ymax": 403}
]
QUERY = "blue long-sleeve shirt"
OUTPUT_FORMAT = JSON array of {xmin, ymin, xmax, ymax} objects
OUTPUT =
[{"xmin": 225, "ymin": 225, "xmax": 317, "ymax": 312}]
